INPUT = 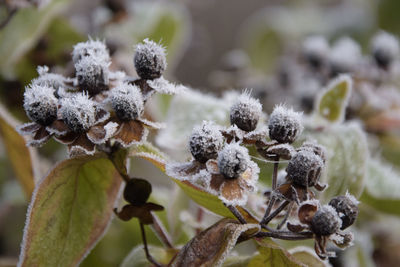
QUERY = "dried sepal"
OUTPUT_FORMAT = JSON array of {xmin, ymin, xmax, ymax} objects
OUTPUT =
[{"xmin": 113, "ymin": 120, "xmax": 148, "ymax": 148}]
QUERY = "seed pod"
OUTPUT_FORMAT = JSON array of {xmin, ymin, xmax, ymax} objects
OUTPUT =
[
  {"xmin": 286, "ymin": 149, "xmax": 324, "ymax": 187},
  {"xmin": 23, "ymin": 84, "xmax": 58, "ymax": 126},
  {"xmin": 230, "ymin": 92, "xmax": 262, "ymax": 132},
  {"xmin": 298, "ymin": 140, "xmax": 327, "ymax": 163},
  {"xmin": 134, "ymin": 39, "xmax": 167, "ymax": 80},
  {"xmin": 371, "ymin": 31, "xmax": 399, "ymax": 69},
  {"xmin": 218, "ymin": 143, "xmax": 250, "ymax": 179},
  {"xmin": 268, "ymin": 105, "xmax": 303, "ymax": 144},
  {"xmin": 302, "ymin": 35, "xmax": 330, "ymax": 69},
  {"xmin": 329, "ymin": 37, "xmax": 361, "ymax": 76},
  {"xmin": 60, "ymin": 93, "xmax": 96, "ymax": 132},
  {"xmin": 75, "ymin": 56, "xmax": 110, "ymax": 95},
  {"xmin": 110, "ymin": 83, "xmax": 144, "ymax": 121},
  {"xmin": 329, "ymin": 193, "xmax": 359, "ymax": 230},
  {"xmin": 124, "ymin": 178, "xmax": 152, "ymax": 206},
  {"xmin": 189, "ymin": 121, "xmax": 224, "ymax": 163},
  {"xmin": 311, "ymin": 205, "xmax": 342, "ymax": 236},
  {"xmin": 72, "ymin": 39, "xmax": 110, "ymax": 64}
]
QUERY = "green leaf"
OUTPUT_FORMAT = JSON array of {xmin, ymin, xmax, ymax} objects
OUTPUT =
[
  {"xmin": 359, "ymin": 158, "xmax": 400, "ymax": 216},
  {"xmin": 121, "ymin": 245, "xmax": 178, "ymax": 267},
  {"xmin": 305, "ymin": 122, "xmax": 368, "ymax": 201},
  {"xmin": 248, "ymin": 239, "xmax": 303, "ymax": 267},
  {"xmin": 0, "ymin": 104, "xmax": 36, "ymax": 199},
  {"xmin": 289, "ymin": 247, "xmax": 328, "ymax": 267},
  {"xmin": 0, "ymin": 0, "xmax": 68, "ymax": 79},
  {"xmin": 171, "ymin": 218, "xmax": 260, "ymax": 267},
  {"xmin": 19, "ymin": 154, "xmax": 123, "ymax": 266},
  {"xmin": 315, "ymin": 75, "xmax": 352, "ymax": 123}
]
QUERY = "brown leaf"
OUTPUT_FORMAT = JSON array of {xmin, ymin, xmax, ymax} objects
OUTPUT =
[{"xmin": 114, "ymin": 120, "xmax": 147, "ymax": 147}]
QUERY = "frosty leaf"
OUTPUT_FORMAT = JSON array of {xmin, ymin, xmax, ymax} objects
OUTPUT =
[
  {"xmin": 121, "ymin": 245, "xmax": 179, "ymax": 267},
  {"xmin": 170, "ymin": 218, "xmax": 260, "ymax": 267},
  {"xmin": 289, "ymin": 247, "xmax": 328, "ymax": 267},
  {"xmin": 360, "ymin": 158, "xmax": 400, "ymax": 216},
  {"xmin": 19, "ymin": 154, "xmax": 123, "ymax": 266},
  {"xmin": 315, "ymin": 75, "xmax": 352, "ymax": 123},
  {"xmin": 0, "ymin": 104, "xmax": 36, "ymax": 199},
  {"xmin": 147, "ymin": 76, "xmax": 186, "ymax": 95},
  {"xmin": 305, "ymin": 122, "xmax": 368, "ymax": 201},
  {"xmin": 248, "ymin": 239, "xmax": 303, "ymax": 267}
]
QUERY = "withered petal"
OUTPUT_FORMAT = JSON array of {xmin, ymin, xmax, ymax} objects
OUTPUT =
[
  {"xmin": 114, "ymin": 120, "xmax": 148, "ymax": 147},
  {"xmin": 95, "ymin": 107, "xmax": 110, "ymax": 123},
  {"xmin": 208, "ymin": 173, "xmax": 225, "ymax": 193},
  {"xmin": 166, "ymin": 160, "xmax": 204, "ymax": 181},
  {"xmin": 68, "ymin": 134, "xmax": 96, "ymax": 157},
  {"xmin": 28, "ymin": 126, "xmax": 51, "ymax": 147},
  {"xmin": 219, "ymin": 179, "xmax": 246, "ymax": 206},
  {"xmin": 205, "ymin": 159, "xmax": 219, "ymax": 174},
  {"xmin": 86, "ymin": 125, "xmax": 107, "ymax": 144},
  {"xmin": 46, "ymin": 120, "xmax": 69, "ymax": 136},
  {"xmin": 17, "ymin": 122, "xmax": 41, "ymax": 135},
  {"xmin": 54, "ymin": 131, "xmax": 79, "ymax": 145},
  {"xmin": 137, "ymin": 118, "xmax": 166, "ymax": 129},
  {"xmin": 298, "ymin": 202, "xmax": 318, "ymax": 225}
]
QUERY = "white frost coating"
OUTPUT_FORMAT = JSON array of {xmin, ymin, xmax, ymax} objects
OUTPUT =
[
  {"xmin": 147, "ymin": 76, "xmax": 186, "ymax": 95},
  {"xmin": 243, "ymin": 126, "xmax": 268, "ymax": 141},
  {"xmin": 268, "ymin": 104, "xmax": 303, "ymax": 143},
  {"xmin": 72, "ymin": 39, "xmax": 110, "ymax": 64},
  {"xmin": 345, "ymin": 191, "xmax": 360, "ymax": 205},
  {"xmin": 319, "ymin": 204, "xmax": 343, "ymax": 230},
  {"xmin": 371, "ymin": 31, "xmax": 399, "ymax": 61},
  {"xmin": 189, "ymin": 121, "xmax": 224, "ymax": 163},
  {"xmin": 60, "ymin": 93, "xmax": 96, "ymax": 132},
  {"xmin": 329, "ymin": 37, "xmax": 361, "ymax": 72},
  {"xmin": 217, "ymin": 143, "xmax": 250, "ymax": 179},
  {"xmin": 109, "ymin": 83, "xmax": 144, "ymax": 120},
  {"xmin": 23, "ymin": 84, "xmax": 58, "ymax": 124},
  {"xmin": 87, "ymin": 122, "xmax": 119, "ymax": 145},
  {"xmin": 16, "ymin": 122, "xmax": 40, "ymax": 135},
  {"xmin": 224, "ymin": 124, "xmax": 245, "ymax": 140},
  {"xmin": 266, "ymin": 143, "xmax": 295, "ymax": 157},
  {"xmin": 230, "ymin": 91, "xmax": 262, "ymax": 131},
  {"xmin": 32, "ymin": 66, "xmax": 66, "ymax": 90},
  {"xmin": 134, "ymin": 39, "xmax": 167, "ymax": 76},
  {"xmin": 74, "ymin": 56, "xmax": 110, "ymax": 85},
  {"xmin": 299, "ymin": 199, "xmax": 320, "ymax": 210},
  {"xmin": 302, "ymin": 35, "xmax": 330, "ymax": 62},
  {"xmin": 68, "ymin": 143, "xmax": 96, "ymax": 157},
  {"xmin": 137, "ymin": 118, "xmax": 166, "ymax": 129},
  {"xmin": 166, "ymin": 161, "xmax": 198, "ymax": 181}
]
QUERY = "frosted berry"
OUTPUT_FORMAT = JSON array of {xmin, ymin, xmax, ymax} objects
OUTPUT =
[
  {"xmin": 218, "ymin": 143, "xmax": 250, "ymax": 179},
  {"xmin": 32, "ymin": 66, "xmax": 65, "ymax": 93},
  {"xmin": 75, "ymin": 56, "xmax": 110, "ymax": 95},
  {"xmin": 329, "ymin": 194, "xmax": 359, "ymax": 230},
  {"xmin": 299, "ymin": 140, "xmax": 327, "ymax": 163},
  {"xmin": 60, "ymin": 93, "xmax": 96, "ymax": 132},
  {"xmin": 23, "ymin": 84, "xmax": 58, "ymax": 126},
  {"xmin": 371, "ymin": 31, "xmax": 399, "ymax": 69},
  {"xmin": 286, "ymin": 149, "xmax": 324, "ymax": 187},
  {"xmin": 134, "ymin": 39, "xmax": 167, "ymax": 80},
  {"xmin": 72, "ymin": 39, "xmax": 110, "ymax": 64},
  {"xmin": 329, "ymin": 37, "xmax": 361, "ymax": 75},
  {"xmin": 302, "ymin": 35, "xmax": 329, "ymax": 69},
  {"xmin": 311, "ymin": 205, "xmax": 341, "ymax": 236},
  {"xmin": 124, "ymin": 178, "xmax": 152, "ymax": 206},
  {"xmin": 230, "ymin": 92, "xmax": 262, "ymax": 132},
  {"xmin": 268, "ymin": 105, "xmax": 303, "ymax": 144},
  {"xmin": 110, "ymin": 83, "xmax": 144, "ymax": 121},
  {"xmin": 189, "ymin": 121, "xmax": 224, "ymax": 163}
]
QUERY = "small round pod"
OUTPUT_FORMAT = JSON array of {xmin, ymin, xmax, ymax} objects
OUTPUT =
[
  {"xmin": 329, "ymin": 193, "xmax": 359, "ymax": 230},
  {"xmin": 75, "ymin": 56, "xmax": 110, "ymax": 95},
  {"xmin": 32, "ymin": 66, "xmax": 66, "ymax": 94},
  {"xmin": 189, "ymin": 121, "xmax": 224, "ymax": 163},
  {"xmin": 298, "ymin": 140, "xmax": 327, "ymax": 163},
  {"xmin": 371, "ymin": 31, "xmax": 399, "ymax": 69},
  {"xmin": 286, "ymin": 149, "xmax": 324, "ymax": 187},
  {"xmin": 23, "ymin": 84, "xmax": 58, "ymax": 126},
  {"xmin": 134, "ymin": 39, "xmax": 167, "ymax": 80},
  {"xmin": 60, "ymin": 93, "xmax": 96, "ymax": 133},
  {"xmin": 217, "ymin": 143, "xmax": 250, "ymax": 179},
  {"xmin": 124, "ymin": 178, "xmax": 152, "ymax": 206},
  {"xmin": 302, "ymin": 35, "xmax": 330, "ymax": 69},
  {"xmin": 230, "ymin": 92, "xmax": 262, "ymax": 132},
  {"xmin": 110, "ymin": 83, "xmax": 144, "ymax": 121},
  {"xmin": 268, "ymin": 105, "xmax": 303, "ymax": 144},
  {"xmin": 329, "ymin": 37, "xmax": 361, "ymax": 76},
  {"xmin": 311, "ymin": 205, "xmax": 342, "ymax": 236},
  {"xmin": 72, "ymin": 39, "xmax": 111, "ymax": 64}
]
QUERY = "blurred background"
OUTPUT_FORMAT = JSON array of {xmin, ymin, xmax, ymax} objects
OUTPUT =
[{"xmin": 1, "ymin": 0, "xmax": 400, "ymax": 266}]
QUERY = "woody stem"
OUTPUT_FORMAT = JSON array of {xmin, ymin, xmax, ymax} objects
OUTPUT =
[
  {"xmin": 226, "ymin": 204, "xmax": 247, "ymax": 224},
  {"xmin": 140, "ymin": 222, "xmax": 163, "ymax": 267},
  {"xmin": 151, "ymin": 214, "xmax": 174, "ymax": 249},
  {"xmin": 260, "ymin": 200, "xmax": 290, "ymax": 228}
]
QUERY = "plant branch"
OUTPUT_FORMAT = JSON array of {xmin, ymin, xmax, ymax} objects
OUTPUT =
[
  {"xmin": 151, "ymin": 213, "xmax": 174, "ymax": 249},
  {"xmin": 140, "ymin": 222, "xmax": 163, "ymax": 267},
  {"xmin": 261, "ymin": 200, "xmax": 290, "ymax": 227},
  {"xmin": 226, "ymin": 204, "xmax": 247, "ymax": 224},
  {"xmin": 277, "ymin": 202, "xmax": 293, "ymax": 230},
  {"xmin": 256, "ymin": 230, "xmax": 313, "ymax": 240},
  {"xmin": 272, "ymin": 155, "xmax": 280, "ymax": 190}
]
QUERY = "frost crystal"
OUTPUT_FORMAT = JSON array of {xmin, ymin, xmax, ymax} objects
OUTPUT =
[
  {"xmin": 32, "ymin": 66, "xmax": 65, "ymax": 93},
  {"xmin": 23, "ymin": 84, "xmax": 58, "ymax": 126},
  {"xmin": 302, "ymin": 35, "xmax": 330, "ymax": 68},
  {"xmin": 329, "ymin": 37, "xmax": 361, "ymax": 74},
  {"xmin": 230, "ymin": 92, "xmax": 262, "ymax": 132},
  {"xmin": 110, "ymin": 83, "xmax": 144, "ymax": 121},
  {"xmin": 311, "ymin": 205, "xmax": 342, "ymax": 236},
  {"xmin": 72, "ymin": 39, "xmax": 110, "ymax": 64},
  {"xmin": 268, "ymin": 104, "xmax": 303, "ymax": 144},
  {"xmin": 299, "ymin": 140, "xmax": 327, "ymax": 163},
  {"xmin": 147, "ymin": 76, "xmax": 186, "ymax": 95},
  {"xmin": 286, "ymin": 149, "xmax": 324, "ymax": 187},
  {"xmin": 328, "ymin": 193, "xmax": 359, "ymax": 230},
  {"xmin": 60, "ymin": 93, "xmax": 96, "ymax": 132},
  {"xmin": 218, "ymin": 143, "xmax": 250, "ymax": 179},
  {"xmin": 371, "ymin": 31, "xmax": 399, "ymax": 68},
  {"xmin": 134, "ymin": 39, "xmax": 167, "ymax": 80},
  {"xmin": 75, "ymin": 56, "xmax": 110, "ymax": 95},
  {"xmin": 189, "ymin": 121, "xmax": 224, "ymax": 163}
]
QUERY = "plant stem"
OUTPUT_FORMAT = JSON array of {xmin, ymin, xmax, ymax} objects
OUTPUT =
[
  {"xmin": 256, "ymin": 230, "xmax": 313, "ymax": 240},
  {"xmin": 261, "ymin": 200, "xmax": 290, "ymax": 227},
  {"xmin": 272, "ymin": 155, "xmax": 280, "ymax": 190},
  {"xmin": 260, "ymin": 196, "xmax": 275, "ymax": 225},
  {"xmin": 151, "ymin": 214, "xmax": 174, "ymax": 249},
  {"xmin": 140, "ymin": 222, "xmax": 163, "ymax": 267},
  {"xmin": 226, "ymin": 204, "xmax": 247, "ymax": 224},
  {"xmin": 277, "ymin": 202, "xmax": 293, "ymax": 230}
]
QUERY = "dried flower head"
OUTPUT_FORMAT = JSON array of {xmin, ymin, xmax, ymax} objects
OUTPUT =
[
  {"xmin": 302, "ymin": 35, "xmax": 330, "ymax": 69},
  {"xmin": 110, "ymin": 83, "xmax": 144, "ymax": 121},
  {"xmin": 311, "ymin": 205, "xmax": 342, "ymax": 236},
  {"xmin": 189, "ymin": 121, "xmax": 224, "ymax": 163},
  {"xmin": 371, "ymin": 31, "xmax": 399, "ymax": 69},
  {"xmin": 268, "ymin": 105, "xmax": 303, "ymax": 144},
  {"xmin": 329, "ymin": 193, "xmax": 359, "ymax": 230},
  {"xmin": 329, "ymin": 37, "xmax": 361, "ymax": 75},
  {"xmin": 134, "ymin": 39, "xmax": 167, "ymax": 80},
  {"xmin": 60, "ymin": 93, "xmax": 96, "ymax": 132},
  {"xmin": 23, "ymin": 84, "xmax": 58, "ymax": 126},
  {"xmin": 286, "ymin": 149, "xmax": 324, "ymax": 187},
  {"xmin": 75, "ymin": 56, "xmax": 110, "ymax": 95},
  {"xmin": 72, "ymin": 39, "xmax": 110, "ymax": 64},
  {"xmin": 32, "ymin": 66, "xmax": 66, "ymax": 93},
  {"xmin": 230, "ymin": 92, "xmax": 262, "ymax": 132},
  {"xmin": 218, "ymin": 143, "xmax": 250, "ymax": 179},
  {"xmin": 298, "ymin": 140, "xmax": 327, "ymax": 163}
]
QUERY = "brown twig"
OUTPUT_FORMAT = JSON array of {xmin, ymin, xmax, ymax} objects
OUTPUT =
[
  {"xmin": 261, "ymin": 200, "xmax": 290, "ymax": 227},
  {"xmin": 151, "ymin": 213, "xmax": 174, "ymax": 249},
  {"xmin": 140, "ymin": 222, "xmax": 163, "ymax": 267},
  {"xmin": 226, "ymin": 204, "xmax": 247, "ymax": 224}
]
